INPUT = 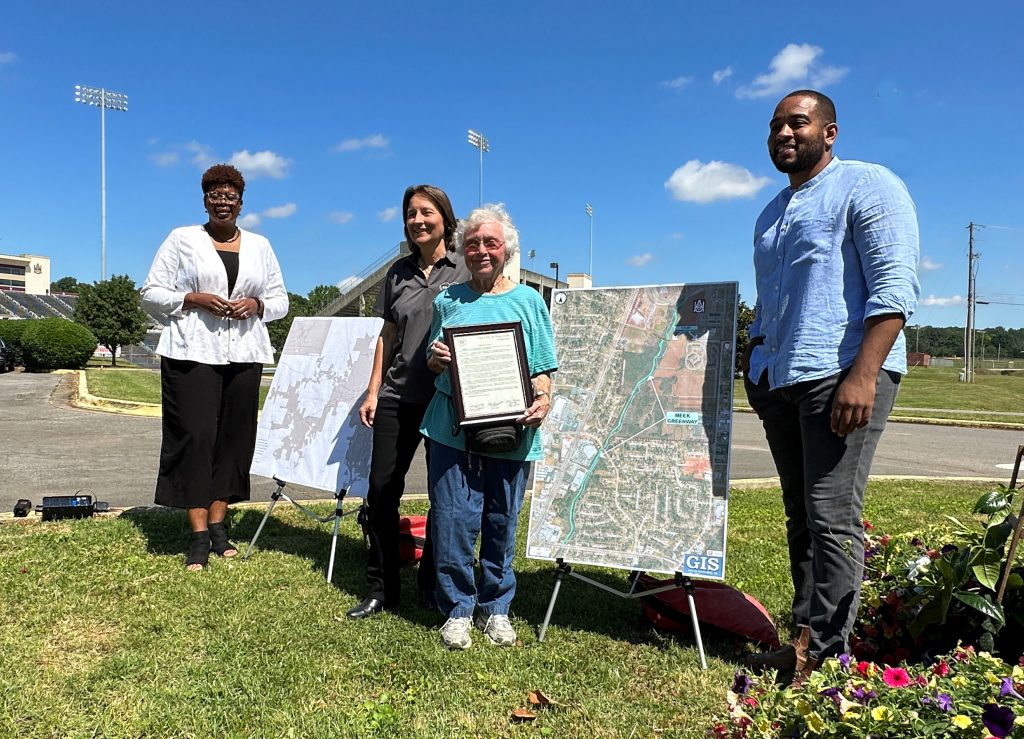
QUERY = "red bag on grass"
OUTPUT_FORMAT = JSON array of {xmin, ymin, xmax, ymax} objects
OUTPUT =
[
  {"xmin": 636, "ymin": 573, "xmax": 780, "ymax": 648},
  {"xmin": 398, "ymin": 515, "xmax": 427, "ymax": 563}
]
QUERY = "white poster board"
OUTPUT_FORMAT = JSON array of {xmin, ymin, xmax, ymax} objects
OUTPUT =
[
  {"xmin": 250, "ymin": 316, "xmax": 382, "ymax": 495},
  {"xmin": 526, "ymin": 283, "xmax": 737, "ymax": 578}
]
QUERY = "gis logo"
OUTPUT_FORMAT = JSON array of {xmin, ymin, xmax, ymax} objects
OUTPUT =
[{"xmin": 684, "ymin": 555, "xmax": 722, "ymax": 574}]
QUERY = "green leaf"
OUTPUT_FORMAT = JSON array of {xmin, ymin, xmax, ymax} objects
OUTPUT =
[
  {"xmin": 974, "ymin": 490, "xmax": 1011, "ymax": 515},
  {"xmin": 983, "ymin": 520, "xmax": 1013, "ymax": 551},
  {"xmin": 952, "ymin": 591, "xmax": 1005, "ymax": 628},
  {"xmin": 971, "ymin": 549, "xmax": 1003, "ymax": 590}
]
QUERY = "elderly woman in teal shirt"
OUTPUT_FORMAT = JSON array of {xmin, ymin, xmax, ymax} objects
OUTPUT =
[{"xmin": 421, "ymin": 204, "xmax": 557, "ymax": 650}]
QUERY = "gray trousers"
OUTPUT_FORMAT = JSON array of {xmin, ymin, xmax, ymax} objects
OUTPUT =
[{"xmin": 745, "ymin": 368, "xmax": 899, "ymax": 659}]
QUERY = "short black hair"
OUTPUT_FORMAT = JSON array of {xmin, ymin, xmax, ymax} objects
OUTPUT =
[
  {"xmin": 201, "ymin": 164, "xmax": 246, "ymax": 195},
  {"xmin": 783, "ymin": 89, "xmax": 837, "ymax": 125}
]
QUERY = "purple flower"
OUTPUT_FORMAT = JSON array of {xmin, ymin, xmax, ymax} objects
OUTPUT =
[
  {"xmin": 839, "ymin": 654, "xmax": 851, "ymax": 669},
  {"xmin": 1000, "ymin": 677, "xmax": 1024, "ymax": 701},
  {"xmin": 941, "ymin": 544, "xmax": 958, "ymax": 554},
  {"xmin": 935, "ymin": 693, "xmax": 952, "ymax": 712},
  {"xmin": 982, "ymin": 703, "xmax": 1016, "ymax": 738},
  {"xmin": 731, "ymin": 672, "xmax": 751, "ymax": 695}
]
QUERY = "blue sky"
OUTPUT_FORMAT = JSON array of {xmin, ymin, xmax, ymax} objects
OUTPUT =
[{"xmin": 1, "ymin": 1, "xmax": 1022, "ymax": 328}]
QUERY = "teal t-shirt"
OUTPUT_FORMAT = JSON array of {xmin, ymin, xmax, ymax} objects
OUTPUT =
[{"xmin": 420, "ymin": 283, "xmax": 558, "ymax": 461}]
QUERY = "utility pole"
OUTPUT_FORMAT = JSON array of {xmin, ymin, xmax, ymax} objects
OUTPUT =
[{"xmin": 964, "ymin": 222, "xmax": 980, "ymax": 382}]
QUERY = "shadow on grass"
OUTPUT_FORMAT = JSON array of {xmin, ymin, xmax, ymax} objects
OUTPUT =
[{"xmin": 120, "ymin": 505, "xmax": 740, "ymax": 658}]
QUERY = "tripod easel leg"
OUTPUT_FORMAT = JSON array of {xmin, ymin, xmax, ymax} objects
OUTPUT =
[
  {"xmin": 680, "ymin": 574, "xmax": 708, "ymax": 670},
  {"xmin": 244, "ymin": 480, "xmax": 286, "ymax": 560},
  {"xmin": 538, "ymin": 559, "xmax": 571, "ymax": 643},
  {"xmin": 326, "ymin": 489, "xmax": 346, "ymax": 584}
]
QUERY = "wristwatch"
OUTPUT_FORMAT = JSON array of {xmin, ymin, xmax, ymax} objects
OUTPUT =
[{"xmin": 534, "ymin": 390, "xmax": 549, "ymax": 400}]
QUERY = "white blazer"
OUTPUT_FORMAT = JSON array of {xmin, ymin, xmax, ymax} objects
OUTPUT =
[{"xmin": 141, "ymin": 225, "xmax": 288, "ymax": 364}]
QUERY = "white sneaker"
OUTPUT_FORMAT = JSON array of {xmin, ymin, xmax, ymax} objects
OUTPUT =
[
  {"xmin": 475, "ymin": 613, "xmax": 517, "ymax": 646},
  {"xmin": 440, "ymin": 617, "xmax": 473, "ymax": 650}
]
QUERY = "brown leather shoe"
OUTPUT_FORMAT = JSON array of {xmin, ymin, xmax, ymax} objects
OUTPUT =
[
  {"xmin": 789, "ymin": 656, "xmax": 821, "ymax": 689},
  {"xmin": 744, "ymin": 626, "xmax": 809, "ymax": 672}
]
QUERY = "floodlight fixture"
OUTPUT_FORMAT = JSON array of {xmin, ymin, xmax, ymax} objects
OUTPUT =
[
  {"xmin": 467, "ymin": 129, "xmax": 489, "ymax": 206},
  {"xmin": 74, "ymin": 84, "xmax": 129, "ymax": 280}
]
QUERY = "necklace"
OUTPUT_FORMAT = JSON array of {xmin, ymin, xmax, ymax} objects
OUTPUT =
[{"xmin": 205, "ymin": 225, "xmax": 240, "ymax": 243}]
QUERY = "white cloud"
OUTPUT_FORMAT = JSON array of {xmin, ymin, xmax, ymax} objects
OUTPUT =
[
  {"xmin": 0, "ymin": 51, "xmax": 17, "ymax": 66},
  {"xmin": 661, "ymin": 75, "xmax": 693, "ymax": 90},
  {"xmin": 665, "ymin": 160, "xmax": 773, "ymax": 203},
  {"xmin": 184, "ymin": 140, "xmax": 215, "ymax": 169},
  {"xmin": 263, "ymin": 203, "xmax": 297, "ymax": 219},
  {"xmin": 150, "ymin": 152, "xmax": 179, "ymax": 167},
  {"xmin": 736, "ymin": 43, "xmax": 848, "ymax": 99},
  {"xmin": 920, "ymin": 294, "xmax": 964, "ymax": 307},
  {"xmin": 628, "ymin": 253, "xmax": 654, "ymax": 267},
  {"xmin": 377, "ymin": 206, "xmax": 399, "ymax": 222},
  {"xmin": 712, "ymin": 66, "xmax": 733, "ymax": 84},
  {"xmin": 229, "ymin": 149, "xmax": 291, "ymax": 179},
  {"xmin": 329, "ymin": 210, "xmax": 355, "ymax": 225},
  {"xmin": 920, "ymin": 256, "xmax": 943, "ymax": 271},
  {"xmin": 331, "ymin": 134, "xmax": 390, "ymax": 153},
  {"xmin": 669, "ymin": 232, "xmax": 685, "ymax": 240},
  {"xmin": 336, "ymin": 275, "xmax": 360, "ymax": 291},
  {"xmin": 237, "ymin": 213, "xmax": 261, "ymax": 229}
]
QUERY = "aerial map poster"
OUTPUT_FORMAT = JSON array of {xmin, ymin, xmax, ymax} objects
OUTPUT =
[
  {"xmin": 526, "ymin": 283, "xmax": 737, "ymax": 579},
  {"xmin": 250, "ymin": 316, "xmax": 382, "ymax": 495}
]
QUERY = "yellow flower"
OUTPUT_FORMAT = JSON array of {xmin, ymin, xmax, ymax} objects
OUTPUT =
[
  {"xmin": 871, "ymin": 706, "xmax": 893, "ymax": 722},
  {"xmin": 1013, "ymin": 665, "xmax": 1024, "ymax": 681},
  {"xmin": 805, "ymin": 711, "xmax": 826, "ymax": 734},
  {"xmin": 951, "ymin": 675, "xmax": 968, "ymax": 688},
  {"xmin": 985, "ymin": 671, "xmax": 1000, "ymax": 685},
  {"xmin": 838, "ymin": 696, "xmax": 862, "ymax": 720},
  {"xmin": 794, "ymin": 698, "xmax": 813, "ymax": 716},
  {"xmin": 951, "ymin": 715, "xmax": 972, "ymax": 729},
  {"xmin": 867, "ymin": 592, "xmax": 882, "ymax": 608}
]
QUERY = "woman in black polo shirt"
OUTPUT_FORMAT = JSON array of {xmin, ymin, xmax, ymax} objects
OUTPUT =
[{"xmin": 348, "ymin": 185, "xmax": 469, "ymax": 618}]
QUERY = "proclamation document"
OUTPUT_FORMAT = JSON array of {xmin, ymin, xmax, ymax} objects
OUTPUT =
[{"xmin": 445, "ymin": 322, "xmax": 532, "ymax": 424}]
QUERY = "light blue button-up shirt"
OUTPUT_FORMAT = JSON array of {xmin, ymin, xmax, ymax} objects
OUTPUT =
[{"xmin": 749, "ymin": 157, "xmax": 920, "ymax": 390}]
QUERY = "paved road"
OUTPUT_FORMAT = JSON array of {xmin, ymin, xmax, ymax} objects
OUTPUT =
[{"xmin": 1, "ymin": 372, "xmax": 1020, "ymax": 513}]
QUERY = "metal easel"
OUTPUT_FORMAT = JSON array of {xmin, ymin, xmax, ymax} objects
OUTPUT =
[
  {"xmin": 537, "ymin": 558, "xmax": 708, "ymax": 670},
  {"xmin": 243, "ymin": 477, "xmax": 364, "ymax": 583}
]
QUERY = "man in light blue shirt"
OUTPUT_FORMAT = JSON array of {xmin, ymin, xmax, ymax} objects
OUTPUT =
[{"xmin": 743, "ymin": 90, "xmax": 920, "ymax": 684}]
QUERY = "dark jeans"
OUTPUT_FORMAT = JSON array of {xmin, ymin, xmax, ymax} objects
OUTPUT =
[
  {"xmin": 364, "ymin": 397, "xmax": 435, "ymax": 605},
  {"xmin": 745, "ymin": 367, "xmax": 899, "ymax": 659}
]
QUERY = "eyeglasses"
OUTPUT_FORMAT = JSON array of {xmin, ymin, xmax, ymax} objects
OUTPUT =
[
  {"xmin": 463, "ymin": 237, "xmax": 505, "ymax": 253},
  {"xmin": 206, "ymin": 191, "xmax": 241, "ymax": 204}
]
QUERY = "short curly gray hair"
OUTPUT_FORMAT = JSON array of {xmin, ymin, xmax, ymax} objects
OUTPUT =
[{"xmin": 453, "ymin": 203, "xmax": 520, "ymax": 259}]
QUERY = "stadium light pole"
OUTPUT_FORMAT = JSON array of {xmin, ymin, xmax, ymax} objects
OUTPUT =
[
  {"xmin": 585, "ymin": 202, "xmax": 594, "ymax": 280},
  {"xmin": 549, "ymin": 261, "xmax": 560, "ymax": 288},
  {"xmin": 74, "ymin": 84, "xmax": 129, "ymax": 281},
  {"xmin": 467, "ymin": 129, "xmax": 489, "ymax": 206}
]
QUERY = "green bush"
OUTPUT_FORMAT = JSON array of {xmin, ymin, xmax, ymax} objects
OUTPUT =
[
  {"xmin": 0, "ymin": 318, "xmax": 32, "ymax": 366},
  {"xmin": 21, "ymin": 317, "xmax": 97, "ymax": 371}
]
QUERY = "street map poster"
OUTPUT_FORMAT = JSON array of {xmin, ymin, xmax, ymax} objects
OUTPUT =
[
  {"xmin": 526, "ymin": 283, "xmax": 737, "ymax": 578},
  {"xmin": 251, "ymin": 316, "xmax": 382, "ymax": 495}
]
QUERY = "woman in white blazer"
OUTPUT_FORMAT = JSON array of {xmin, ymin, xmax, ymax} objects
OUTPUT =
[{"xmin": 142, "ymin": 164, "xmax": 288, "ymax": 571}]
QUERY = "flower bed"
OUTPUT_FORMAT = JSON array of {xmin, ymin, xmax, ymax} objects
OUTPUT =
[{"xmin": 711, "ymin": 646, "xmax": 1024, "ymax": 738}]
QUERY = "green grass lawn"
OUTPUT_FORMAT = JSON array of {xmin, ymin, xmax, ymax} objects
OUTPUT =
[
  {"xmin": 85, "ymin": 368, "xmax": 270, "ymax": 408},
  {"xmin": 734, "ymin": 366, "xmax": 1024, "ymax": 423},
  {"xmin": 0, "ymin": 480, "xmax": 995, "ymax": 738}
]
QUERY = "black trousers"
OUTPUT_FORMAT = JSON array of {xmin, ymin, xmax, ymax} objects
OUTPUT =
[
  {"xmin": 155, "ymin": 357, "xmax": 262, "ymax": 510},
  {"xmin": 364, "ymin": 397, "xmax": 435, "ymax": 605}
]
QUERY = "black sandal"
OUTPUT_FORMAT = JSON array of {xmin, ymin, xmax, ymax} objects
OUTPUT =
[
  {"xmin": 186, "ymin": 530, "xmax": 211, "ymax": 570},
  {"xmin": 208, "ymin": 521, "xmax": 238, "ymax": 558}
]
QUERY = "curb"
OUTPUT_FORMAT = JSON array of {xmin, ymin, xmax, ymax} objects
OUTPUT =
[{"xmin": 61, "ymin": 369, "xmax": 162, "ymax": 417}]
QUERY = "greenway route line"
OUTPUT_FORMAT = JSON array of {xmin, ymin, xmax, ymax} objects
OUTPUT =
[{"xmin": 561, "ymin": 310, "xmax": 679, "ymax": 543}]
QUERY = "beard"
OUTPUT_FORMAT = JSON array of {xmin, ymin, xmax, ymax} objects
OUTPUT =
[{"xmin": 771, "ymin": 136, "xmax": 826, "ymax": 174}]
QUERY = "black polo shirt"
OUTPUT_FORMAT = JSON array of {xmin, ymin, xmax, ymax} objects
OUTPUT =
[{"xmin": 377, "ymin": 250, "xmax": 470, "ymax": 403}]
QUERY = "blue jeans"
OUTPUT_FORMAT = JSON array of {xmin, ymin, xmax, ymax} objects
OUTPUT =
[
  {"xmin": 745, "ymin": 368, "xmax": 899, "ymax": 660},
  {"xmin": 428, "ymin": 441, "xmax": 530, "ymax": 619}
]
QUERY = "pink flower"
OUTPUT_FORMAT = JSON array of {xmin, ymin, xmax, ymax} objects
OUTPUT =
[
  {"xmin": 880, "ymin": 534, "xmax": 892, "ymax": 546},
  {"xmin": 933, "ymin": 661, "xmax": 950, "ymax": 677},
  {"xmin": 883, "ymin": 667, "xmax": 912, "ymax": 688}
]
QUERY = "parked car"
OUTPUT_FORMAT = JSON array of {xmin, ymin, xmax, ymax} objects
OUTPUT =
[{"xmin": 0, "ymin": 338, "xmax": 15, "ymax": 372}]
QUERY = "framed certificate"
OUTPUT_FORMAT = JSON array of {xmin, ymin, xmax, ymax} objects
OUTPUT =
[{"xmin": 443, "ymin": 321, "xmax": 533, "ymax": 426}]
